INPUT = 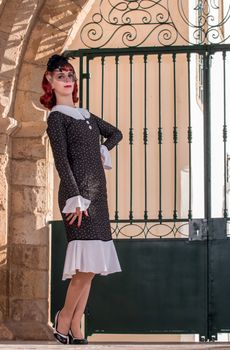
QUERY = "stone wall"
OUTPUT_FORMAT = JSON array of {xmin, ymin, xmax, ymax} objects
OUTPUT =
[{"xmin": 0, "ymin": 0, "xmax": 89, "ymax": 340}]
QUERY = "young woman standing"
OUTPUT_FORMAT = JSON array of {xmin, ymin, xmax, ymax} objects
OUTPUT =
[{"xmin": 40, "ymin": 54, "xmax": 123, "ymax": 345}]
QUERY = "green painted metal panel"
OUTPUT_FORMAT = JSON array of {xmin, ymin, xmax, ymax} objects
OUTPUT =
[
  {"xmin": 50, "ymin": 221, "xmax": 69, "ymax": 324},
  {"xmin": 209, "ymin": 238, "xmax": 230, "ymax": 334},
  {"xmin": 85, "ymin": 238, "xmax": 208, "ymax": 337},
  {"xmin": 50, "ymin": 221, "xmax": 208, "ymax": 338}
]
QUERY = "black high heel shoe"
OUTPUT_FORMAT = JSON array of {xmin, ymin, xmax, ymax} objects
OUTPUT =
[
  {"xmin": 69, "ymin": 329, "xmax": 88, "ymax": 345},
  {"xmin": 53, "ymin": 311, "xmax": 70, "ymax": 345}
]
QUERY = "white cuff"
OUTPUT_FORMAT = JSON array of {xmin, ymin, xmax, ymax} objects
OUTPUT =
[
  {"xmin": 100, "ymin": 145, "xmax": 112, "ymax": 170},
  {"xmin": 62, "ymin": 195, "xmax": 91, "ymax": 213}
]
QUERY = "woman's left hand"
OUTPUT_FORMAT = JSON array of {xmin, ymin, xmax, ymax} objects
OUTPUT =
[{"xmin": 65, "ymin": 208, "xmax": 89, "ymax": 228}]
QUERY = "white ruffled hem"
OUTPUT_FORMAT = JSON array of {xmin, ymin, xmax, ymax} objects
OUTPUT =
[
  {"xmin": 62, "ymin": 240, "xmax": 122, "ymax": 280},
  {"xmin": 62, "ymin": 195, "xmax": 91, "ymax": 213},
  {"xmin": 100, "ymin": 145, "xmax": 112, "ymax": 170}
]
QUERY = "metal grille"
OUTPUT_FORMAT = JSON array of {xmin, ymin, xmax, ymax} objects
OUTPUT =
[
  {"xmin": 79, "ymin": 0, "xmax": 230, "ymax": 48},
  {"xmin": 64, "ymin": 44, "xmax": 230, "ymax": 238}
]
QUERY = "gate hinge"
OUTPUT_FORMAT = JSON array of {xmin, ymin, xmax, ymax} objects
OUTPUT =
[{"xmin": 189, "ymin": 218, "xmax": 227, "ymax": 241}]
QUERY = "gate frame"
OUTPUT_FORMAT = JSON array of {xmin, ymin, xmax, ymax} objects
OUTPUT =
[{"xmin": 51, "ymin": 43, "xmax": 230, "ymax": 342}]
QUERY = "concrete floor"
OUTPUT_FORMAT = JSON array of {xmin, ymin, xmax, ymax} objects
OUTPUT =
[{"xmin": 1, "ymin": 343, "xmax": 230, "ymax": 350}]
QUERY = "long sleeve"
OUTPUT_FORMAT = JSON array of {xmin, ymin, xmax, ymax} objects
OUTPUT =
[
  {"xmin": 91, "ymin": 114, "xmax": 123, "ymax": 151},
  {"xmin": 100, "ymin": 145, "xmax": 112, "ymax": 170},
  {"xmin": 47, "ymin": 113, "xmax": 81, "ymax": 200},
  {"xmin": 62, "ymin": 195, "xmax": 90, "ymax": 213}
]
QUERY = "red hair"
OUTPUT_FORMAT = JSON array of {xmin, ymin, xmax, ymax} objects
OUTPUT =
[{"xmin": 40, "ymin": 64, "xmax": 79, "ymax": 110}]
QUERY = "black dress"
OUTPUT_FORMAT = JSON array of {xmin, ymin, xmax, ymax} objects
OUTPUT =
[{"xmin": 47, "ymin": 105, "xmax": 123, "ymax": 279}]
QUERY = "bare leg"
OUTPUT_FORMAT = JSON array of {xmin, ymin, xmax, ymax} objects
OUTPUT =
[
  {"xmin": 56, "ymin": 272, "xmax": 95, "ymax": 335},
  {"xmin": 70, "ymin": 277, "xmax": 94, "ymax": 338}
]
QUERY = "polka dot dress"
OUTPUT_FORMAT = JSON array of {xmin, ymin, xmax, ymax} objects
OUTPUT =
[{"xmin": 46, "ymin": 107, "xmax": 123, "ymax": 278}]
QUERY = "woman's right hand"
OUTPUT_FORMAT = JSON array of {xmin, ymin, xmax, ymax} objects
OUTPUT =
[{"xmin": 65, "ymin": 207, "xmax": 89, "ymax": 228}]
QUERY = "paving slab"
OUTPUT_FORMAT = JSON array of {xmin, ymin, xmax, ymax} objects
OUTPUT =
[{"xmin": 1, "ymin": 342, "xmax": 230, "ymax": 350}]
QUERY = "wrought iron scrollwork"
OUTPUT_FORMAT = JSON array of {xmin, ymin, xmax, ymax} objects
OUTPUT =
[
  {"xmin": 80, "ymin": 0, "xmax": 230, "ymax": 48},
  {"xmin": 111, "ymin": 221, "xmax": 189, "ymax": 239}
]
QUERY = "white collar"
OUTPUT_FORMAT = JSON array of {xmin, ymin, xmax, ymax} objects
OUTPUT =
[{"xmin": 49, "ymin": 105, "xmax": 90, "ymax": 120}]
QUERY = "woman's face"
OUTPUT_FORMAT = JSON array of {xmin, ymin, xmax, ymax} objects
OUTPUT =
[{"xmin": 47, "ymin": 67, "xmax": 76, "ymax": 97}]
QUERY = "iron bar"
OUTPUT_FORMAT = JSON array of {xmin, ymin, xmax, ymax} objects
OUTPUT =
[
  {"xmin": 100, "ymin": 56, "xmax": 105, "ymax": 145},
  {"xmin": 143, "ymin": 54, "xmax": 148, "ymax": 221},
  {"xmin": 203, "ymin": 52, "xmax": 212, "ymax": 340},
  {"xmin": 115, "ymin": 55, "xmax": 119, "ymax": 221},
  {"xmin": 187, "ymin": 53, "xmax": 192, "ymax": 219},
  {"xmin": 203, "ymin": 52, "xmax": 212, "ymax": 219},
  {"xmin": 64, "ymin": 44, "xmax": 230, "ymax": 60},
  {"xmin": 223, "ymin": 51, "xmax": 228, "ymax": 218},
  {"xmin": 79, "ymin": 55, "xmax": 84, "ymax": 108},
  {"xmin": 110, "ymin": 218, "xmax": 189, "ymax": 223},
  {"xmin": 129, "ymin": 54, "xmax": 134, "ymax": 223},
  {"xmin": 158, "ymin": 53, "xmax": 163, "ymax": 222},
  {"xmin": 227, "ymin": 154, "xmax": 230, "ymax": 183},
  {"xmin": 86, "ymin": 56, "xmax": 90, "ymax": 110},
  {"xmin": 173, "ymin": 53, "xmax": 178, "ymax": 220},
  {"xmin": 101, "ymin": 56, "xmax": 105, "ymax": 120}
]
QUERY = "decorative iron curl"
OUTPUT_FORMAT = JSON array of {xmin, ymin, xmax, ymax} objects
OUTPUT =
[
  {"xmin": 122, "ymin": 25, "xmax": 138, "ymax": 46},
  {"xmin": 157, "ymin": 24, "xmax": 178, "ymax": 46},
  {"xmin": 147, "ymin": 222, "xmax": 175, "ymax": 238},
  {"xmin": 80, "ymin": 0, "xmax": 230, "ymax": 48},
  {"xmin": 175, "ymin": 222, "xmax": 189, "ymax": 237},
  {"xmin": 176, "ymin": 0, "xmax": 230, "ymax": 44},
  {"xmin": 86, "ymin": 23, "xmax": 104, "ymax": 43}
]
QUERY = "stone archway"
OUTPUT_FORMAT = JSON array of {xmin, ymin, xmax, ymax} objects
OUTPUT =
[{"xmin": 0, "ymin": 0, "xmax": 93, "ymax": 340}]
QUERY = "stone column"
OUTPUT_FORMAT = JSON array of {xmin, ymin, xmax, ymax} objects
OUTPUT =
[
  {"xmin": 0, "ymin": 0, "xmax": 90, "ymax": 340},
  {"xmin": 5, "ymin": 120, "xmax": 53, "ymax": 340},
  {"xmin": 0, "ymin": 117, "xmax": 17, "ymax": 339}
]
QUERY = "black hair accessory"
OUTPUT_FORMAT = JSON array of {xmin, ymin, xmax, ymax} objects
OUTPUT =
[{"xmin": 47, "ymin": 54, "xmax": 71, "ymax": 72}]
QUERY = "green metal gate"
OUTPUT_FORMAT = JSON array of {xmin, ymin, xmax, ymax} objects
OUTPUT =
[{"xmin": 50, "ymin": 1, "xmax": 230, "ymax": 342}]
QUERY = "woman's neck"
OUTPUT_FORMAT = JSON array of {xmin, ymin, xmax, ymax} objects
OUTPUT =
[{"xmin": 55, "ymin": 96, "xmax": 75, "ymax": 108}]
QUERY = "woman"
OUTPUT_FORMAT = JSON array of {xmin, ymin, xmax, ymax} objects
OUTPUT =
[{"xmin": 40, "ymin": 54, "xmax": 123, "ymax": 345}]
